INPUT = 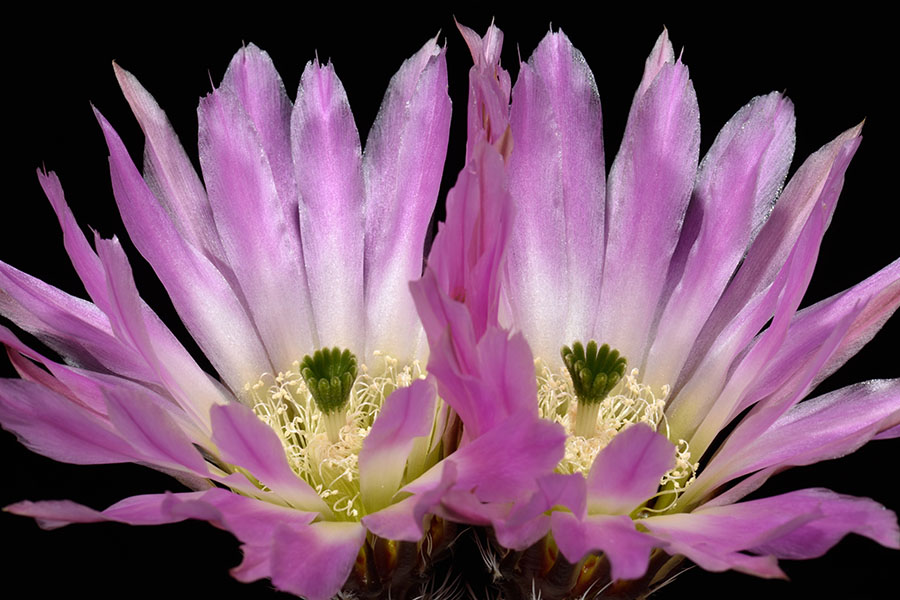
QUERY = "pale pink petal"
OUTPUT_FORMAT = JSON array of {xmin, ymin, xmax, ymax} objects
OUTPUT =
[
  {"xmin": 113, "ymin": 63, "xmax": 228, "ymax": 271},
  {"xmin": 209, "ymin": 402, "xmax": 330, "ymax": 514},
  {"xmin": 598, "ymin": 55, "xmax": 700, "ymax": 365},
  {"xmin": 505, "ymin": 29, "xmax": 605, "ymax": 365},
  {"xmin": 747, "ymin": 258, "xmax": 900, "ymax": 408},
  {"xmin": 363, "ymin": 38, "xmax": 451, "ymax": 363},
  {"xmin": 647, "ymin": 92, "xmax": 795, "ymax": 386},
  {"xmin": 222, "ymin": 43, "xmax": 297, "ymax": 230},
  {"xmin": 198, "ymin": 86, "xmax": 315, "ymax": 370},
  {"xmin": 358, "ymin": 379, "xmax": 437, "ymax": 513},
  {"xmin": 292, "ymin": 59, "xmax": 365, "ymax": 353},
  {"xmin": 270, "ymin": 521, "xmax": 367, "ymax": 600},
  {"xmin": 95, "ymin": 108, "xmax": 271, "ymax": 391},
  {"xmin": 670, "ymin": 134, "xmax": 859, "ymax": 447},
  {"xmin": 551, "ymin": 512, "xmax": 657, "ymax": 581},
  {"xmin": 586, "ymin": 423, "xmax": 675, "ymax": 515}
]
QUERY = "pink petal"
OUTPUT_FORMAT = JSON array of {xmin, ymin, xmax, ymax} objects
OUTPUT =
[
  {"xmin": 363, "ymin": 38, "xmax": 450, "ymax": 363},
  {"xmin": 0, "ymin": 259, "xmax": 154, "ymax": 381},
  {"xmin": 198, "ymin": 85, "xmax": 315, "ymax": 371},
  {"xmin": 222, "ymin": 43, "xmax": 297, "ymax": 231},
  {"xmin": 358, "ymin": 379, "xmax": 437, "ymax": 513},
  {"xmin": 586, "ymin": 423, "xmax": 675, "ymax": 515},
  {"xmin": 209, "ymin": 402, "xmax": 329, "ymax": 514},
  {"xmin": 494, "ymin": 473, "xmax": 587, "ymax": 550},
  {"xmin": 551, "ymin": 512, "xmax": 657, "ymax": 581},
  {"xmin": 457, "ymin": 21, "xmax": 511, "ymax": 156},
  {"xmin": 647, "ymin": 92, "xmax": 795, "ymax": 387},
  {"xmin": 94, "ymin": 236, "xmax": 224, "ymax": 431},
  {"xmin": 681, "ymin": 124, "xmax": 863, "ymax": 392},
  {"xmin": 113, "ymin": 63, "xmax": 228, "ymax": 271},
  {"xmin": 505, "ymin": 29, "xmax": 605, "ymax": 365},
  {"xmin": 270, "ymin": 521, "xmax": 366, "ymax": 600},
  {"xmin": 697, "ymin": 380, "xmax": 900, "ymax": 506},
  {"xmin": 0, "ymin": 379, "xmax": 135, "ymax": 465},
  {"xmin": 95, "ymin": 108, "xmax": 271, "ymax": 391},
  {"xmin": 598, "ymin": 52, "xmax": 700, "ymax": 365},
  {"xmin": 291, "ymin": 59, "xmax": 365, "ymax": 353}
]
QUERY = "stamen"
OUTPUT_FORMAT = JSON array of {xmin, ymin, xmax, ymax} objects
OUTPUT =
[
  {"xmin": 536, "ymin": 359, "xmax": 698, "ymax": 507},
  {"xmin": 300, "ymin": 347, "xmax": 358, "ymax": 443},
  {"xmin": 248, "ymin": 353, "xmax": 427, "ymax": 519},
  {"xmin": 561, "ymin": 341, "xmax": 627, "ymax": 437}
]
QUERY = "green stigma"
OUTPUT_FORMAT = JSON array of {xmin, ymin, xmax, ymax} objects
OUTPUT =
[
  {"xmin": 300, "ymin": 347, "xmax": 358, "ymax": 442},
  {"xmin": 561, "ymin": 341, "xmax": 627, "ymax": 437}
]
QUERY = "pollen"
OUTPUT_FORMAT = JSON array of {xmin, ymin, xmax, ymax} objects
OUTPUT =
[
  {"xmin": 246, "ymin": 353, "xmax": 425, "ymax": 520},
  {"xmin": 536, "ymin": 360, "xmax": 698, "ymax": 506}
]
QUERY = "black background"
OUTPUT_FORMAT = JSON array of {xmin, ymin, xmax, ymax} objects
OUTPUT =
[{"xmin": 2, "ymin": 7, "xmax": 897, "ymax": 599}]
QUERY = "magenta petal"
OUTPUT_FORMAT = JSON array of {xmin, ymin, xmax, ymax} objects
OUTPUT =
[
  {"xmin": 103, "ymin": 385, "xmax": 209, "ymax": 474},
  {"xmin": 358, "ymin": 379, "xmax": 437, "ymax": 513},
  {"xmin": 95, "ymin": 108, "xmax": 271, "ymax": 391},
  {"xmin": 494, "ymin": 473, "xmax": 587, "ymax": 550},
  {"xmin": 427, "ymin": 141, "xmax": 511, "ymax": 338},
  {"xmin": 506, "ymin": 29, "xmax": 605, "ymax": 364},
  {"xmin": 457, "ymin": 21, "xmax": 511, "ymax": 155},
  {"xmin": 750, "ymin": 258, "xmax": 900, "ymax": 407},
  {"xmin": 363, "ymin": 38, "xmax": 451, "ymax": 363},
  {"xmin": 446, "ymin": 410, "xmax": 565, "ymax": 503},
  {"xmin": 209, "ymin": 402, "xmax": 329, "ymax": 514},
  {"xmin": 551, "ymin": 512, "xmax": 656, "ymax": 581},
  {"xmin": 586, "ymin": 423, "xmax": 675, "ymax": 515},
  {"xmin": 198, "ymin": 86, "xmax": 314, "ymax": 370},
  {"xmin": 292, "ymin": 59, "xmax": 366, "ymax": 353},
  {"xmin": 270, "ymin": 521, "xmax": 366, "ymax": 600},
  {"xmin": 598, "ymin": 55, "xmax": 700, "ymax": 364}
]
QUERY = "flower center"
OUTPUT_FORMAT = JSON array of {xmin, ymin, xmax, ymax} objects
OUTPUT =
[
  {"xmin": 538, "ymin": 340, "xmax": 699, "ymax": 511},
  {"xmin": 246, "ymin": 352, "xmax": 425, "ymax": 520}
]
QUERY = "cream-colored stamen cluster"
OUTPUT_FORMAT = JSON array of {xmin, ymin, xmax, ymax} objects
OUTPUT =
[
  {"xmin": 536, "ymin": 361, "xmax": 698, "ymax": 505},
  {"xmin": 246, "ymin": 354, "xmax": 424, "ymax": 520}
]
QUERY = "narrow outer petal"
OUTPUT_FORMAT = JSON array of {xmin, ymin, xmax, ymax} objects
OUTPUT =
[
  {"xmin": 682, "ymin": 124, "xmax": 864, "ymax": 387},
  {"xmin": 292, "ymin": 60, "xmax": 366, "ymax": 353},
  {"xmin": 364, "ymin": 38, "xmax": 451, "ymax": 363}
]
